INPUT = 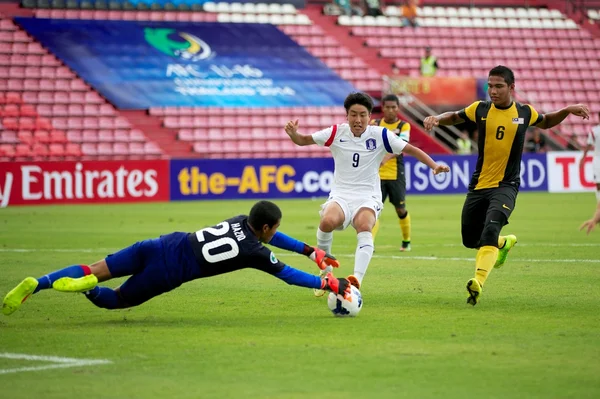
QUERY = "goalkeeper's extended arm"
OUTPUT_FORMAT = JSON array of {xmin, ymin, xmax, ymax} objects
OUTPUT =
[
  {"xmin": 274, "ymin": 267, "xmax": 350, "ymax": 297},
  {"xmin": 268, "ymin": 231, "xmax": 340, "ymax": 269}
]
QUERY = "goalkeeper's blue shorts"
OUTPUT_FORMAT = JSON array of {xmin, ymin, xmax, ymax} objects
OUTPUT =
[{"xmin": 105, "ymin": 233, "xmax": 193, "ymax": 306}]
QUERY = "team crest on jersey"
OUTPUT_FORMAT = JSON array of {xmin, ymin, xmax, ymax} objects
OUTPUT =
[
  {"xmin": 512, "ymin": 118, "xmax": 524, "ymax": 124},
  {"xmin": 270, "ymin": 252, "xmax": 278, "ymax": 264},
  {"xmin": 365, "ymin": 138, "xmax": 377, "ymax": 151}
]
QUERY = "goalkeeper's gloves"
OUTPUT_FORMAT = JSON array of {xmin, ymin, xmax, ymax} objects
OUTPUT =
[
  {"xmin": 307, "ymin": 247, "xmax": 340, "ymax": 270},
  {"xmin": 320, "ymin": 272, "xmax": 351, "ymax": 300}
]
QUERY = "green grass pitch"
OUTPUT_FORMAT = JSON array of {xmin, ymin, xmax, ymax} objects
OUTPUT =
[{"xmin": 1, "ymin": 192, "xmax": 599, "ymax": 399}]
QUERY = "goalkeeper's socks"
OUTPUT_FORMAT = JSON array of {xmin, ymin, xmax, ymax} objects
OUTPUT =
[
  {"xmin": 474, "ymin": 246, "xmax": 499, "ymax": 286},
  {"xmin": 34, "ymin": 265, "xmax": 91, "ymax": 294},
  {"xmin": 84, "ymin": 287, "xmax": 122, "ymax": 309},
  {"xmin": 353, "ymin": 231, "xmax": 374, "ymax": 284},
  {"xmin": 316, "ymin": 228, "xmax": 333, "ymax": 254}
]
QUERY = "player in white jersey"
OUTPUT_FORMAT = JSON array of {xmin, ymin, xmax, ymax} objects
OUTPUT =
[
  {"xmin": 579, "ymin": 115, "xmax": 600, "ymax": 234},
  {"xmin": 580, "ymin": 117, "xmax": 600, "ymax": 204},
  {"xmin": 284, "ymin": 92, "xmax": 449, "ymax": 291}
]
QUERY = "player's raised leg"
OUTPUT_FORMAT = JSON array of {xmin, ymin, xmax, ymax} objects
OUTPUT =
[
  {"xmin": 494, "ymin": 234, "xmax": 517, "ymax": 268},
  {"xmin": 352, "ymin": 207, "xmax": 377, "ymax": 286},
  {"xmin": 314, "ymin": 201, "xmax": 345, "ymax": 296}
]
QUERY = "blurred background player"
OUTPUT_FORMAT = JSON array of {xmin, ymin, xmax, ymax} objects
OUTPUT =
[
  {"xmin": 420, "ymin": 46, "xmax": 438, "ymax": 77},
  {"xmin": 284, "ymin": 92, "xmax": 449, "ymax": 292},
  {"xmin": 456, "ymin": 130, "xmax": 473, "ymax": 155},
  {"xmin": 2, "ymin": 201, "xmax": 349, "ymax": 315},
  {"xmin": 579, "ymin": 114, "xmax": 600, "ymax": 207},
  {"xmin": 580, "ymin": 202, "xmax": 600, "ymax": 235},
  {"xmin": 370, "ymin": 94, "xmax": 412, "ymax": 252},
  {"xmin": 423, "ymin": 65, "xmax": 590, "ymax": 306}
]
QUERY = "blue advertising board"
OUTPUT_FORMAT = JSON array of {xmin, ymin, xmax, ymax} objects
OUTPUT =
[
  {"xmin": 16, "ymin": 18, "xmax": 354, "ymax": 109},
  {"xmin": 169, "ymin": 154, "xmax": 548, "ymax": 201}
]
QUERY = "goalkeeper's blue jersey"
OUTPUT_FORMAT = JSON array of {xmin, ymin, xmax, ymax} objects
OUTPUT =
[{"xmin": 160, "ymin": 215, "xmax": 286, "ymax": 285}]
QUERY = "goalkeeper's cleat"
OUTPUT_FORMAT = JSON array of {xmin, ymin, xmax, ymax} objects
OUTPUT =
[
  {"xmin": 400, "ymin": 241, "xmax": 411, "ymax": 252},
  {"xmin": 53, "ymin": 274, "xmax": 98, "ymax": 293},
  {"xmin": 466, "ymin": 278, "xmax": 482, "ymax": 306},
  {"xmin": 347, "ymin": 275, "xmax": 361, "ymax": 290},
  {"xmin": 313, "ymin": 266, "xmax": 332, "ymax": 297},
  {"xmin": 2, "ymin": 277, "xmax": 38, "ymax": 316},
  {"xmin": 494, "ymin": 234, "xmax": 517, "ymax": 269}
]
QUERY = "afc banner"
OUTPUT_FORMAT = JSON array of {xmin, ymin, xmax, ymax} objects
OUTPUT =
[
  {"xmin": 0, "ymin": 160, "xmax": 170, "ymax": 208},
  {"xmin": 17, "ymin": 18, "xmax": 353, "ymax": 109},
  {"xmin": 170, "ymin": 154, "xmax": 548, "ymax": 201}
]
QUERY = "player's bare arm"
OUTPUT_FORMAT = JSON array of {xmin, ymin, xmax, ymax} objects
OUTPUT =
[
  {"xmin": 402, "ymin": 144, "xmax": 450, "ymax": 175},
  {"xmin": 380, "ymin": 153, "xmax": 397, "ymax": 166},
  {"xmin": 284, "ymin": 119, "xmax": 316, "ymax": 146},
  {"xmin": 535, "ymin": 104, "xmax": 590, "ymax": 129},
  {"xmin": 579, "ymin": 143, "xmax": 593, "ymax": 168},
  {"xmin": 423, "ymin": 111, "xmax": 464, "ymax": 131},
  {"xmin": 579, "ymin": 202, "xmax": 600, "ymax": 235}
]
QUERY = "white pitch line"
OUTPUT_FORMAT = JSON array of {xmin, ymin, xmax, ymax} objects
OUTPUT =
[
  {"xmin": 335, "ymin": 254, "xmax": 600, "ymax": 263},
  {"xmin": 0, "ymin": 353, "xmax": 112, "ymax": 375},
  {"xmin": 0, "ymin": 247, "xmax": 598, "ymax": 263},
  {"xmin": 0, "ymin": 248, "xmax": 115, "ymax": 253}
]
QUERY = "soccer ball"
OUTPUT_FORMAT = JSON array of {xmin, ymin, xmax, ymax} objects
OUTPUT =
[{"xmin": 327, "ymin": 285, "xmax": 363, "ymax": 317}]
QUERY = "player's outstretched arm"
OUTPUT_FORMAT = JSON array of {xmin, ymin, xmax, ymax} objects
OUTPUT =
[
  {"xmin": 268, "ymin": 231, "xmax": 339, "ymax": 269},
  {"xmin": 274, "ymin": 267, "xmax": 350, "ymax": 298},
  {"xmin": 284, "ymin": 119, "xmax": 317, "ymax": 146},
  {"xmin": 423, "ymin": 111, "xmax": 464, "ymax": 131},
  {"xmin": 536, "ymin": 104, "xmax": 590, "ymax": 129},
  {"xmin": 579, "ymin": 202, "xmax": 600, "ymax": 235},
  {"xmin": 402, "ymin": 143, "xmax": 450, "ymax": 175}
]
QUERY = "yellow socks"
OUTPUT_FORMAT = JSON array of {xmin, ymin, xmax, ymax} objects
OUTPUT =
[
  {"xmin": 372, "ymin": 219, "xmax": 380, "ymax": 239},
  {"xmin": 373, "ymin": 213, "xmax": 411, "ymax": 242},
  {"xmin": 399, "ymin": 213, "xmax": 411, "ymax": 242},
  {"xmin": 474, "ymin": 246, "xmax": 499, "ymax": 286},
  {"xmin": 498, "ymin": 236, "xmax": 506, "ymax": 248}
]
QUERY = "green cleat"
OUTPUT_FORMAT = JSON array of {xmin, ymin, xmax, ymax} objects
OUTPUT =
[
  {"xmin": 495, "ymin": 234, "xmax": 517, "ymax": 269},
  {"xmin": 400, "ymin": 241, "xmax": 411, "ymax": 252},
  {"xmin": 53, "ymin": 274, "xmax": 98, "ymax": 293},
  {"xmin": 466, "ymin": 278, "xmax": 482, "ymax": 306},
  {"xmin": 2, "ymin": 277, "xmax": 38, "ymax": 316}
]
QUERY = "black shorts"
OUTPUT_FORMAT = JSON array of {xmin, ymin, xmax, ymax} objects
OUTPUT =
[
  {"xmin": 461, "ymin": 184, "xmax": 518, "ymax": 241},
  {"xmin": 381, "ymin": 178, "xmax": 406, "ymax": 209}
]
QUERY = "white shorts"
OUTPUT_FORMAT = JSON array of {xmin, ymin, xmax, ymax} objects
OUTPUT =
[{"xmin": 320, "ymin": 195, "xmax": 383, "ymax": 231}]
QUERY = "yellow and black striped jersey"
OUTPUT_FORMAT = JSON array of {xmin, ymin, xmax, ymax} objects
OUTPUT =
[
  {"xmin": 372, "ymin": 118, "xmax": 410, "ymax": 180},
  {"xmin": 458, "ymin": 101, "xmax": 543, "ymax": 190}
]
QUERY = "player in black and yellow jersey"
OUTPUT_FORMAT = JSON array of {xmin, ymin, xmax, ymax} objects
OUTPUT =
[
  {"xmin": 423, "ymin": 65, "xmax": 590, "ymax": 306},
  {"xmin": 370, "ymin": 94, "xmax": 412, "ymax": 251}
]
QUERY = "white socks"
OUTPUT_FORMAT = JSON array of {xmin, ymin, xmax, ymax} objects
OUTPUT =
[
  {"xmin": 317, "ymin": 228, "xmax": 333, "ymax": 254},
  {"xmin": 596, "ymin": 190, "xmax": 600, "ymax": 203},
  {"xmin": 353, "ymin": 231, "xmax": 374, "ymax": 284}
]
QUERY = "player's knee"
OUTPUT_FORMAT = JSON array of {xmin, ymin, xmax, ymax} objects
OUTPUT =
[
  {"xmin": 462, "ymin": 234, "xmax": 480, "ymax": 249},
  {"xmin": 319, "ymin": 216, "xmax": 340, "ymax": 232},
  {"xmin": 396, "ymin": 207, "xmax": 407, "ymax": 218},
  {"xmin": 480, "ymin": 212, "xmax": 505, "ymax": 247}
]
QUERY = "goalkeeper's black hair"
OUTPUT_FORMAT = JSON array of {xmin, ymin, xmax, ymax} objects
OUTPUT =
[
  {"xmin": 344, "ymin": 92, "xmax": 374, "ymax": 114},
  {"xmin": 248, "ymin": 200, "xmax": 282, "ymax": 230}
]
